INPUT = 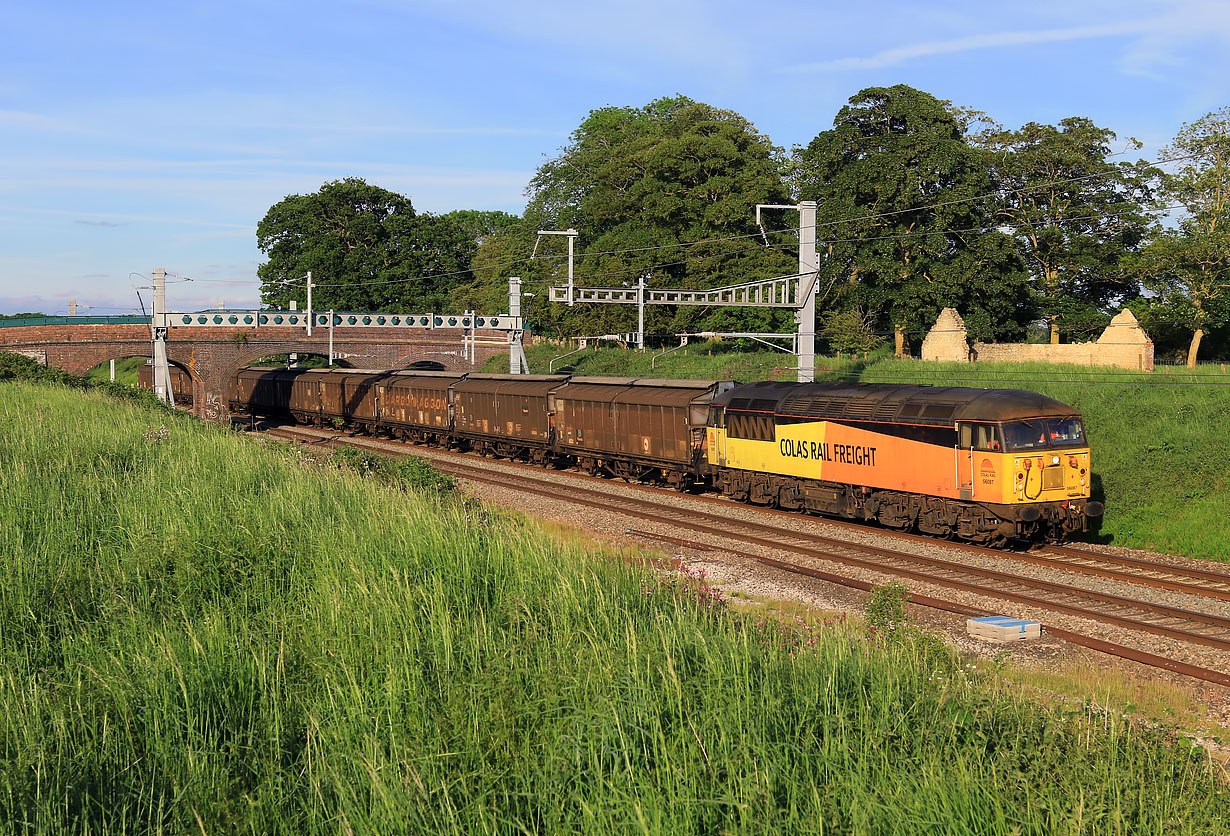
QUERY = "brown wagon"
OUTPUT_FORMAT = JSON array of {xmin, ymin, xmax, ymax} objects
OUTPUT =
[
  {"xmin": 138, "ymin": 361, "xmax": 194, "ymax": 405},
  {"xmin": 288, "ymin": 369, "xmax": 394, "ymax": 427},
  {"xmin": 230, "ymin": 367, "xmax": 306, "ymax": 414},
  {"xmin": 452, "ymin": 374, "xmax": 569, "ymax": 462},
  {"xmin": 376, "ymin": 370, "xmax": 467, "ymax": 443},
  {"xmin": 551, "ymin": 377, "xmax": 731, "ymax": 486}
]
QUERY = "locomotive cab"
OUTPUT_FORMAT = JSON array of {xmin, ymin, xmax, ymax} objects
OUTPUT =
[{"xmin": 707, "ymin": 381, "xmax": 1102, "ymax": 545}]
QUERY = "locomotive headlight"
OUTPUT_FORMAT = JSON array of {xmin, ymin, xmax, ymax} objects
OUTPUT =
[
  {"xmin": 1051, "ymin": 455, "xmax": 1060, "ymax": 465},
  {"xmin": 1068, "ymin": 456, "xmax": 1078, "ymax": 468},
  {"xmin": 1023, "ymin": 459, "xmax": 1031, "ymax": 470}
]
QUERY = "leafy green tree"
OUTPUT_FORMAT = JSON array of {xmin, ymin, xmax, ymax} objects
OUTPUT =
[
  {"xmin": 1138, "ymin": 108, "xmax": 1230, "ymax": 366},
  {"xmin": 795, "ymin": 85, "xmax": 1032, "ymax": 354},
  {"xmin": 447, "ymin": 217, "xmax": 563, "ymax": 335},
  {"xmin": 257, "ymin": 178, "xmax": 479, "ymax": 313},
  {"xmin": 819, "ymin": 308, "xmax": 883, "ymax": 354},
  {"xmin": 978, "ymin": 119, "xmax": 1157, "ymax": 343},
  {"xmin": 462, "ymin": 96, "xmax": 797, "ymax": 339},
  {"xmin": 442, "ymin": 209, "xmax": 520, "ymax": 245}
]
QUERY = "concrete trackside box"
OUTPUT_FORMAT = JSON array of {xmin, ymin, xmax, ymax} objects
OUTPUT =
[{"xmin": 966, "ymin": 616, "xmax": 1042, "ymax": 643}]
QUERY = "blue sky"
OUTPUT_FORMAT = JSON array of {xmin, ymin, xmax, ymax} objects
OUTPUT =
[{"xmin": 1, "ymin": 0, "xmax": 1226, "ymax": 314}]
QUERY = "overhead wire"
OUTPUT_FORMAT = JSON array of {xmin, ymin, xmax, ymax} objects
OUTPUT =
[
  {"xmin": 215, "ymin": 147, "xmax": 1205, "ymax": 292},
  {"xmin": 516, "ymin": 199, "xmax": 1187, "ymax": 287}
]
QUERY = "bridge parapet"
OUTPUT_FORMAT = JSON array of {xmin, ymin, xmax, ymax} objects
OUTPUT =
[
  {"xmin": 2, "ymin": 310, "xmax": 522, "ymax": 333},
  {"xmin": 1, "ymin": 313, "xmax": 508, "ymax": 420}
]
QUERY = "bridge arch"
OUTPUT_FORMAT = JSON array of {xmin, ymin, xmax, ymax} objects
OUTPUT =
[{"xmin": 1, "ymin": 318, "xmax": 505, "ymax": 420}]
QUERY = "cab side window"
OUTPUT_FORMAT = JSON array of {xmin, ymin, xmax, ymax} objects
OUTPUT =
[{"xmin": 974, "ymin": 424, "xmax": 1002, "ymax": 451}]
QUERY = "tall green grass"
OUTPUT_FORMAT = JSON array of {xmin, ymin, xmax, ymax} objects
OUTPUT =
[
  {"xmin": 0, "ymin": 379, "xmax": 1227, "ymax": 833},
  {"xmin": 490, "ymin": 345, "xmax": 1230, "ymax": 560}
]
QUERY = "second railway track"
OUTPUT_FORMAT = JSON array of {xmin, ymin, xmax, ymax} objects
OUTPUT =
[{"xmin": 260, "ymin": 423, "xmax": 1230, "ymax": 686}]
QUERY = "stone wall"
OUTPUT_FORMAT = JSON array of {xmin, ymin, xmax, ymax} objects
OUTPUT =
[
  {"xmin": 920, "ymin": 308, "xmax": 971, "ymax": 362},
  {"xmin": 918, "ymin": 308, "xmax": 1154, "ymax": 371}
]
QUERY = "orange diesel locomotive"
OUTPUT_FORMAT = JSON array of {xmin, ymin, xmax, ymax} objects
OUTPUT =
[{"xmin": 706, "ymin": 381, "xmax": 1101, "ymax": 545}]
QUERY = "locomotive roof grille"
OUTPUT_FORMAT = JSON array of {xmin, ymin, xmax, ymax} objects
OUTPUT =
[{"xmin": 716, "ymin": 380, "xmax": 1080, "ymax": 424}]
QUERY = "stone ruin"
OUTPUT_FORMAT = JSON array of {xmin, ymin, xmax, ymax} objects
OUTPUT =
[{"xmin": 920, "ymin": 308, "xmax": 1154, "ymax": 371}]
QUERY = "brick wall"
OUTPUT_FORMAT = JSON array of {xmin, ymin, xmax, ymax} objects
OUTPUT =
[{"xmin": 1, "ymin": 322, "xmax": 506, "ymax": 419}]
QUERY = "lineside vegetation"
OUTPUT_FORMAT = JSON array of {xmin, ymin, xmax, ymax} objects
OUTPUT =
[{"xmin": 1, "ymin": 377, "xmax": 1228, "ymax": 833}]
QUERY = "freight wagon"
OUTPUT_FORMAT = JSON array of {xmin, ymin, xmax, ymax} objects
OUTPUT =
[{"xmin": 137, "ymin": 361, "xmax": 193, "ymax": 405}]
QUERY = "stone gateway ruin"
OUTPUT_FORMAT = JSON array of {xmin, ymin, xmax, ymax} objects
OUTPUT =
[{"xmin": 920, "ymin": 308, "xmax": 1154, "ymax": 371}]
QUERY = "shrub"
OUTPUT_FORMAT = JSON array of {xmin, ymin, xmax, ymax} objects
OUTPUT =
[
  {"xmin": 864, "ymin": 581, "xmax": 910, "ymax": 631},
  {"xmin": 387, "ymin": 454, "xmax": 457, "ymax": 496},
  {"xmin": 328, "ymin": 445, "xmax": 457, "ymax": 498},
  {"xmin": 0, "ymin": 351, "xmax": 169, "ymax": 410}
]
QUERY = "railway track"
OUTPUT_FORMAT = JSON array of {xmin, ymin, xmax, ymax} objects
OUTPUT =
[{"xmin": 260, "ymin": 423, "xmax": 1230, "ymax": 687}]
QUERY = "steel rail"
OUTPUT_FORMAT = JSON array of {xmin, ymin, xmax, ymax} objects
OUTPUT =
[
  {"xmin": 267, "ymin": 427, "xmax": 1230, "ymax": 653},
  {"xmin": 1039, "ymin": 542, "xmax": 1230, "ymax": 587},
  {"xmin": 628, "ymin": 530, "xmax": 1230, "ymax": 689},
  {"xmin": 262, "ymin": 426, "xmax": 1230, "ymax": 686},
  {"xmin": 263, "ymin": 421, "xmax": 1230, "ymax": 603},
  {"xmin": 430, "ymin": 466, "xmax": 1230, "ymax": 651}
]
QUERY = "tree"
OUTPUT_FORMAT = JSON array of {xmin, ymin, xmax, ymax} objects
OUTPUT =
[
  {"xmin": 819, "ymin": 308, "xmax": 883, "ymax": 354},
  {"xmin": 257, "ymin": 178, "xmax": 480, "ymax": 313},
  {"xmin": 1139, "ymin": 109, "xmax": 1230, "ymax": 366},
  {"xmin": 442, "ymin": 209, "xmax": 520, "ymax": 245},
  {"xmin": 978, "ymin": 119, "xmax": 1157, "ymax": 343},
  {"xmin": 794, "ymin": 85, "xmax": 1032, "ymax": 355},
  {"xmin": 464, "ymin": 96, "xmax": 798, "ymax": 339}
]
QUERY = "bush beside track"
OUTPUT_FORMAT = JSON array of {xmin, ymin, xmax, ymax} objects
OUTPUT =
[
  {"xmin": 493, "ymin": 344, "xmax": 1230, "ymax": 562},
  {"xmin": 0, "ymin": 350, "xmax": 172, "ymax": 410}
]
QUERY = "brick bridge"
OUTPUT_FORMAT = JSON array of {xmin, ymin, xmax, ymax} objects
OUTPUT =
[{"xmin": 0, "ymin": 314, "xmax": 509, "ymax": 420}]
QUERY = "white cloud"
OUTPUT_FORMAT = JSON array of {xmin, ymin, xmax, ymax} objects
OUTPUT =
[
  {"xmin": 373, "ymin": 0, "xmax": 750, "ymax": 73},
  {"xmin": 0, "ymin": 205, "xmax": 253, "ymax": 230},
  {"xmin": 232, "ymin": 122, "xmax": 566, "ymax": 138},
  {"xmin": 0, "ymin": 109, "xmax": 88, "ymax": 134},
  {"xmin": 1115, "ymin": 0, "xmax": 1230, "ymax": 78},
  {"xmin": 783, "ymin": 20, "xmax": 1156, "ymax": 73}
]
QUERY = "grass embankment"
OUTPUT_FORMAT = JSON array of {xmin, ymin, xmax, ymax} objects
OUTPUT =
[
  {"xmin": 83, "ymin": 356, "xmax": 146, "ymax": 387},
  {"xmin": 490, "ymin": 344, "xmax": 1230, "ymax": 561},
  {"xmin": 1, "ymin": 380, "xmax": 1228, "ymax": 834}
]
